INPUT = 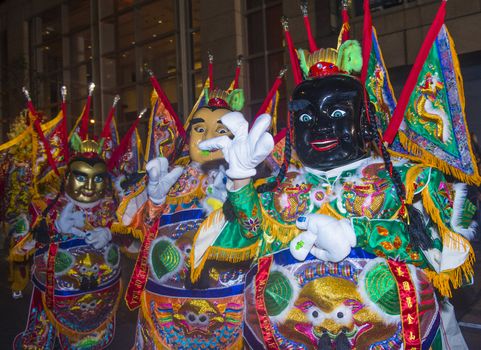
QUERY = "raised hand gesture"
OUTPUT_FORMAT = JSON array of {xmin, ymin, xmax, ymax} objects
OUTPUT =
[
  {"xmin": 199, "ymin": 112, "xmax": 274, "ymax": 180},
  {"xmin": 146, "ymin": 157, "xmax": 183, "ymax": 205}
]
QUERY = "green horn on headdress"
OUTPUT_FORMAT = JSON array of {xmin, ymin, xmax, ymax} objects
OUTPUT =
[
  {"xmin": 70, "ymin": 132, "xmax": 83, "ymax": 153},
  {"xmin": 337, "ymin": 40, "xmax": 363, "ymax": 74},
  {"xmin": 97, "ymin": 138, "xmax": 105, "ymax": 154},
  {"xmin": 297, "ymin": 49, "xmax": 309, "ymax": 78},
  {"xmin": 226, "ymin": 89, "xmax": 245, "ymax": 111},
  {"xmin": 203, "ymin": 87, "xmax": 210, "ymax": 105}
]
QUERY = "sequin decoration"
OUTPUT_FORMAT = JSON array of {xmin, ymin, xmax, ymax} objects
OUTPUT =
[
  {"xmin": 141, "ymin": 292, "xmax": 244, "ymax": 349},
  {"xmin": 245, "ymin": 257, "xmax": 440, "ymax": 350},
  {"xmin": 273, "ymin": 173, "xmax": 312, "ymax": 223}
]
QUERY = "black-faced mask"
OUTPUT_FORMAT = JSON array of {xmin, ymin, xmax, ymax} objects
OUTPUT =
[{"xmin": 290, "ymin": 75, "xmax": 368, "ymax": 170}]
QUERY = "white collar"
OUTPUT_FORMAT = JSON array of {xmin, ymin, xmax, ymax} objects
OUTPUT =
[{"xmin": 304, "ymin": 157, "xmax": 373, "ymax": 178}]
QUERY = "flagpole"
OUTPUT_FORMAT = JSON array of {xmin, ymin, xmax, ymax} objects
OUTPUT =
[
  {"xmin": 383, "ymin": 0, "xmax": 447, "ymax": 144},
  {"xmin": 61, "ymin": 86, "xmax": 69, "ymax": 163},
  {"xmin": 107, "ymin": 108, "xmax": 147, "ymax": 171},
  {"xmin": 22, "ymin": 87, "xmax": 60, "ymax": 176}
]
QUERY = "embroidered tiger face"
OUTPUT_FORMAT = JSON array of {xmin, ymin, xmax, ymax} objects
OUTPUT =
[
  {"xmin": 173, "ymin": 299, "xmax": 225, "ymax": 336},
  {"xmin": 278, "ymin": 276, "xmax": 397, "ymax": 349}
]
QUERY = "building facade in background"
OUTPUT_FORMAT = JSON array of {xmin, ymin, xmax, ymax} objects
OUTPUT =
[
  {"xmin": 1, "ymin": 0, "xmax": 481, "ymax": 140},
  {"xmin": 0, "ymin": 0, "xmax": 202, "ymax": 136}
]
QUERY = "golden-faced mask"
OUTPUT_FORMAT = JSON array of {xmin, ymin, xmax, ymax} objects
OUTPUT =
[
  {"xmin": 65, "ymin": 160, "xmax": 108, "ymax": 203},
  {"xmin": 188, "ymin": 107, "xmax": 232, "ymax": 164}
]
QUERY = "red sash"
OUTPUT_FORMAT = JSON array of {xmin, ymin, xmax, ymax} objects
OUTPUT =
[
  {"xmin": 387, "ymin": 260, "xmax": 421, "ymax": 350},
  {"xmin": 45, "ymin": 243, "xmax": 58, "ymax": 308},
  {"xmin": 255, "ymin": 256, "xmax": 279, "ymax": 350},
  {"xmin": 125, "ymin": 217, "xmax": 161, "ymax": 310}
]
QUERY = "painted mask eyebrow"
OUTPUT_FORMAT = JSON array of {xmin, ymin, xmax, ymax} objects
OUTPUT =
[
  {"xmin": 191, "ymin": 118, "xmax": 206, "ymax": 125},
  {"xmin": 329, "ymin": 91, "xmax": 358, "ymax": 101},
  {"xmin": 72, "ymin": 170, "xmax": 88, "ymax": 177},
  {"xmin": 289, "ymin": 99, "xmax": 312, "ymax": 112}
]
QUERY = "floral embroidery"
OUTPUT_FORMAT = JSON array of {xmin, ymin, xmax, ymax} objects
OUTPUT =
[{"xmin": 242, "ymin": 217, "xmax": 260, "ymax": 236}]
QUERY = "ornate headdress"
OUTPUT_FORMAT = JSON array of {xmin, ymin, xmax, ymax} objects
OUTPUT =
[
  {"xmin": 144, "ymin": 54, "xmax": 248, "ymax": 166},
  {"xmin": 69, "ymin": 135, "xmax": 104, "ymax": 160},
  {"xmin": 18, "ymin": 81, "xmax": 145, "ymax": 180},
  {"xmin": 282, "ymin": 0, "xmax": 362, "ymax": 82},
  {"xmin": 204, "ymin": 53, "xmax": 245, "ymax": 111}
]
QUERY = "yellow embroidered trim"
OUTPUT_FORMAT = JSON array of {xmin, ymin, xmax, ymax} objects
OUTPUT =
[
  {"xmin": 260, "ymin": 206, "xmax": 300, "ymax": 246},
  {"xmin": 110, "ymin": 222, "xmax": 143, "ymax": 240},
  {"xmin": 31, "ymin": 120, "xmax": 40, "ymax": 196},
  {"xmin": 404, "ymin": 164, "xmax": 425, "ymax": 204},
  {"xmin": 36, "ymin": 166, "xmax": 66, "ymax": 194},
  {"xmin": 190, "ymin": 210, "xmax": 259, "ymax": 283},
  {"xmin": 421, "ymin": 186, "xmax": 475, "ymax": 296},
  {"xmin": 173, "ymin": 156, "xmax": 190, "ymax": 167},
  {"xmin": 317, "ymin": 203, "xmax": 344, "ymax": 219},
  {"xmin": 165, "ymin": 183, "xmax": 205, "ymax": 206},
  {"xmin": 423, "ymin": 250, "xmax": 475, "ymax": 298},
  {"xmin": 134, "ymin": 129, "xmax": 144, "ymax": 170},
  {"xmin": 399, "ymin": 130, "xmax": 481, "ymax": 186},
  {"xmin": 422, "ymin": 187, "xmax": 470, "ymax": 250},
  {"xmin": 191, "ymin": 243, "xmax": 258, "ymax": 283}
]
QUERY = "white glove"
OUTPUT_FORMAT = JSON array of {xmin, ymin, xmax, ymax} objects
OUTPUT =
[
  {"xmin": 55, "ymin": 202, "xmax": 86, "ymax": 235},
  {"xmin": 198, "ymin": 112, "xmax": 274, "ymax": 179},
  {"xmin": 146, "ymin": 157, "xmax": 183, "ymax": 205},
  {"xmin": 85, "ymin": 227, "xmax": 112, "ymax": 249},
  {"xmin": 290, "ymin": 214, "xmax": 356, "ymax": 262}
]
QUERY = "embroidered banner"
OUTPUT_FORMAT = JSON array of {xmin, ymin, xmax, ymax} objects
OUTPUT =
[{"xmin": 364, "ymin": 27, "xmax": 411, "ymax": 158}]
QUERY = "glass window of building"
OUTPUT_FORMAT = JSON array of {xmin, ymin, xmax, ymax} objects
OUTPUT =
[
  {"xmin": 244, "ymin": 0, "xmax": 287, "ymax": 128},
  {"xmin": 29, "ymin": 5, "xmax": 63, "ymax": 119},
  {"xmin": 352, "ymin": 0, "xmax": 416, "ymax": 15},
  {"xmin": 99, "ymin": 0, "xmax": 200, "ymax": 133},
  {"xmin": 68, "ymin": 1, "xmax": 93, "ymax": 120},
  {"xmin": 28, "ymin": 0, "xmax": 200, "ymax": 136}
]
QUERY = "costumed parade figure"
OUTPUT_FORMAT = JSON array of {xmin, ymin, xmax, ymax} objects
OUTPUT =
[
  {"xmin": 115, "ymin": 56, "xmax": 284, "ymax": 350},
  {"xmin": 13, "ymin": 85, "xmax": 136, "ymax": 350},
  {"xmin": 191, "ymin": 1, "xmax": 478, "ymax": 349},
  {"xmin": 0, "ymin": 112, "xmax": 35, "ymax": 299}
]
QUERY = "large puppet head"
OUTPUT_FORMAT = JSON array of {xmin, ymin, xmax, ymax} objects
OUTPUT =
[
  {"xmin": 188, "ymin": 106, "xmax": 233, "ymax": 164},
  {"xmin": 290, "ymin": 74, "xmax": 368, "ymax": 170},
  {"xmin": 278, "ymin": 9, "xmax": 367, "ymax": 172},
  {"xmin": 66, "ymin": 137, "xmax": 109, "ymax": 203},
  {"xmin": 187, "ymin": 54, "xmax": 244, "ymax": 165}
]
